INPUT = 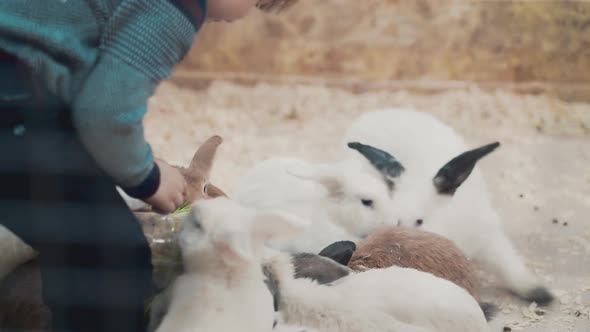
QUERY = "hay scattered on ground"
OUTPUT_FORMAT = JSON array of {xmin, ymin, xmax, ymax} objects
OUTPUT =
[{"xmin": 146, "ymin": 80, "xmax": 589, "ymax": 193}]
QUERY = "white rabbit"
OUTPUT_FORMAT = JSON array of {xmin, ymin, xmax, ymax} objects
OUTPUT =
[
  {"xmin": 263, "ymin": 249, "xmax": 487, "ymax": 332},
  {"xmin": 234, "ymin": 157, "xmax": 396, "ymax": 253},
  {"xmin": 154, "ymin": 197, "xmax": 310, "ymax": 332},
  {"xmin": 339, "ymin": 108, "xmax": 553, "ymax": 304}
]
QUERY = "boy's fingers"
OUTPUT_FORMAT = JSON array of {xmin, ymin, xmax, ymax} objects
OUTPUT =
[
  {"xmin": 182, "ymin": 181, "xmax": 189, "ymax": 199},
  {"xmin": 175, "ymin": 193, "xmax": 184, "ymax": 207},
  {"xmin": 167, "ymin": 201, "xmax": 176, "ymax": 213},
  {"xmin": 154, "ymin": 202, "xmax": 173, "ymax": 215}
]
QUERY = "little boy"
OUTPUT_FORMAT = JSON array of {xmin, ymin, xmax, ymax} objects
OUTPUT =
[{"xmin": 0, "ymin": 0, "xmax": 296, "ymax": 331}]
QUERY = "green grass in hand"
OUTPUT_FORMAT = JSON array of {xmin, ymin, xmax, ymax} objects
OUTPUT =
[{"xmin": 173, "ymin": 201, "xmax": 192, "ymax": 214}]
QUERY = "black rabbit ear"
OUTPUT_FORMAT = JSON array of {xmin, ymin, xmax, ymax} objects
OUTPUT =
[
  {"xmin": 433, "ymin": 142, "xmax": 500, "ymax": 195},
  {"xmin": 291, "ymin": 253, "xmax": 352, "ymax": 285},
  {"xmin": 318, "ymin": 241, "xmax": 357, "ymax": 266},
  {"xmin": 347, "ymin": 142, "xmax": 405, "ymax": 180},
  {"xmin": 347, "ymin": 142, "xmax": 404, "ymax": 191}
]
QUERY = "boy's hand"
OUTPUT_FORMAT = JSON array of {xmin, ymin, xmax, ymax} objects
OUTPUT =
[{"xmin": 144, "ymin": 160, "xmax": 188, "ymax": 214}]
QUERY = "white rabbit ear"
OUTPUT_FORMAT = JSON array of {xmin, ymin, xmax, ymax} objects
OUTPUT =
[
  {"xmin": 250, "ymin": 210, "xmax": 311, "ymax": 242},
  {"xmin": 286, "ymin": 164, "xmax": 344, "ymax": 197},
  {"xmin": 212, "ymin": 230, "xmax": 254, "ymax": 266}
]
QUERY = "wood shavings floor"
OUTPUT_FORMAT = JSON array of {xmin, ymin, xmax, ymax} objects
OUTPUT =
[{"xmin": 145, "ymin": 80, "xmax": 590, "ymax": 332}]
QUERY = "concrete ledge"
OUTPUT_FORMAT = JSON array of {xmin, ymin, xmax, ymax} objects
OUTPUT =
[{"xmin": 170, "ymin": 71, "xmax": 590, "ymax": 102}]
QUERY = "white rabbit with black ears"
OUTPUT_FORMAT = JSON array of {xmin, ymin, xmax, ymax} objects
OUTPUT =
[{"xmin": 340, "ymin": 108, "xmax": 553, "ymax": 305}]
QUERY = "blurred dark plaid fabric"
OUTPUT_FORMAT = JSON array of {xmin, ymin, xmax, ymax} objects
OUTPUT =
[{"xmin": 0, "ymin": 54, "xmax": 153, "ymax": 332}]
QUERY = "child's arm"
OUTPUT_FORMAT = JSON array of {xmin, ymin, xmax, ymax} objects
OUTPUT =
[{"xmin": 71, "ymin": 0, "xmax": 205, "ymax": 203}]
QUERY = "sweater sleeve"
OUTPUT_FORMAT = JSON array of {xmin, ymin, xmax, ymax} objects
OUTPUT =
[{"xmin": 71, "ymin": 0, "xmax": 205, "ymax": 196}]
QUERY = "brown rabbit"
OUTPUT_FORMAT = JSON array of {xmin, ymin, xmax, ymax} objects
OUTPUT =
[
  {"xmin": 124, "ymin": 135, "xmax": 227, "ymax": 212},
  {"xmin": 348, "ymin": 227, "xmax": 478, "ymax": 298}
]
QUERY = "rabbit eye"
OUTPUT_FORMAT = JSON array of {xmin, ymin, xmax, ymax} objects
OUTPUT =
[
  {"xmin": 361, "ymin": 199, "xmax": 374, "ymax": 207},
  {"xmin": 203, "ymin": 183, "xmax": 209, "ymax": 193},
  {"xmin": 189, "ymin": 213, "xmax": 203, "ymax": 231}
]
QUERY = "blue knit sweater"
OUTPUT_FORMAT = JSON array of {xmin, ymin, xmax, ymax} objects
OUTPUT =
[{"xmin": 0, "ymin": 0, "xmax": 207, "ymax": 197}]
